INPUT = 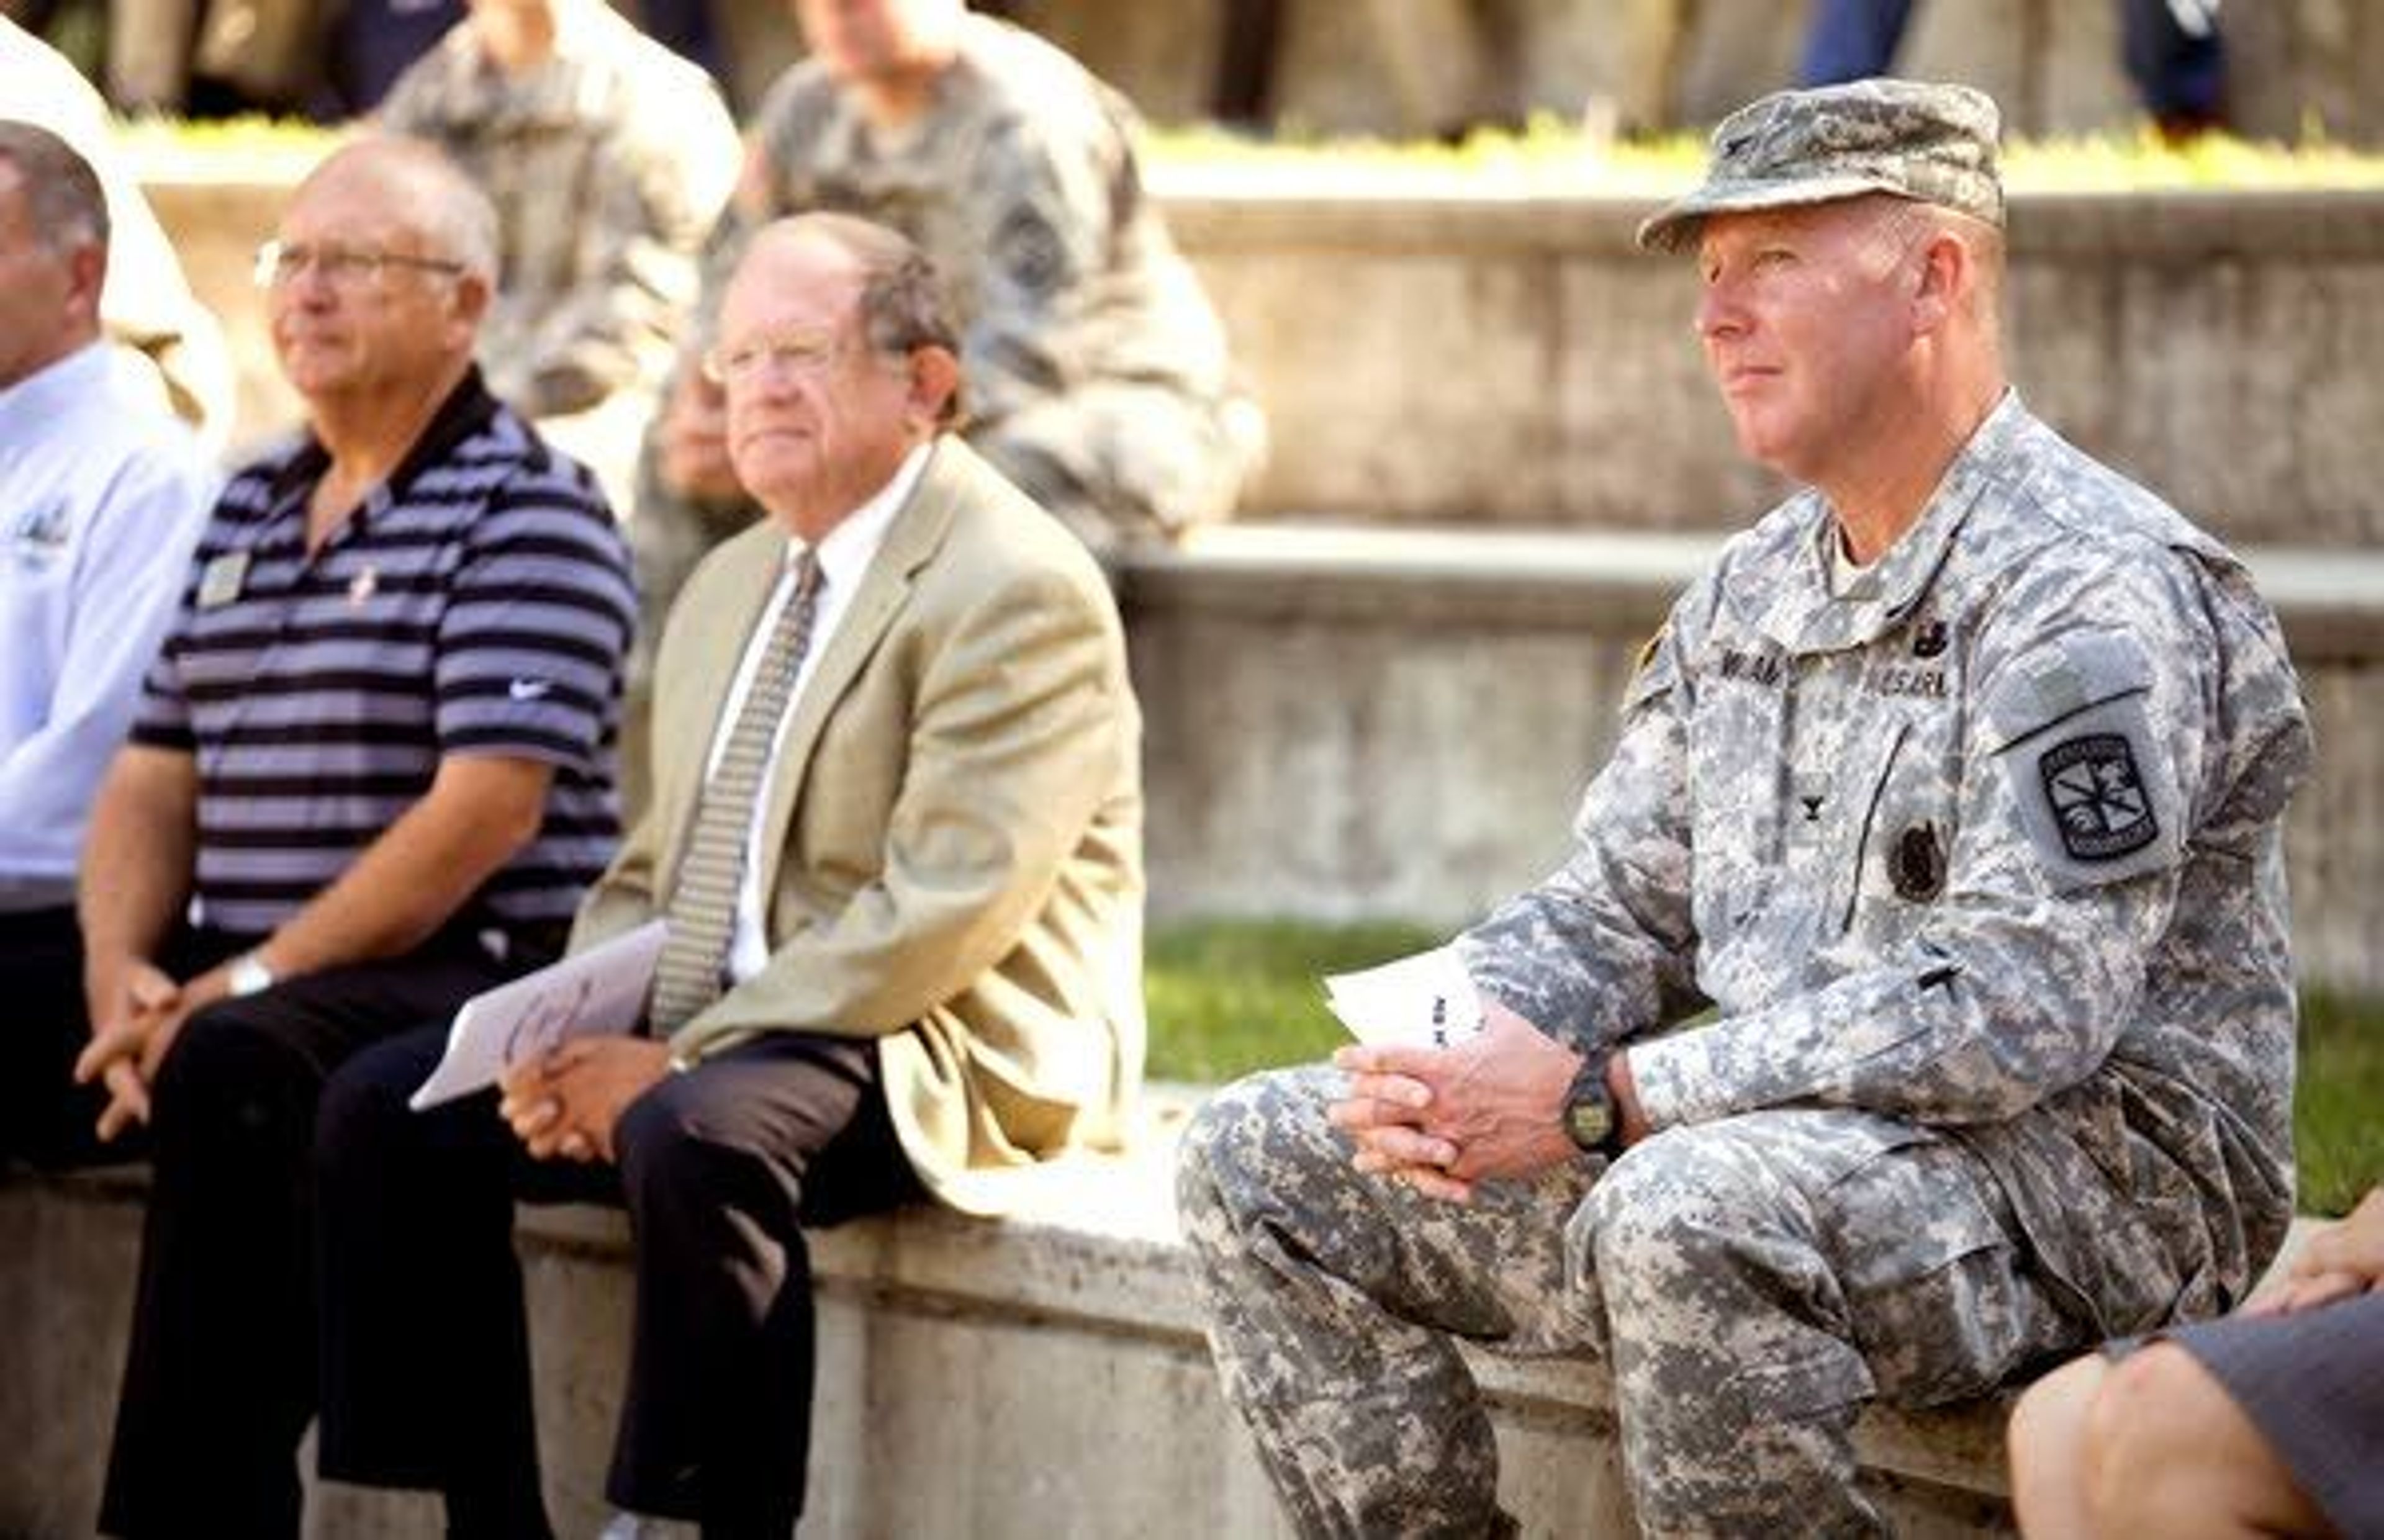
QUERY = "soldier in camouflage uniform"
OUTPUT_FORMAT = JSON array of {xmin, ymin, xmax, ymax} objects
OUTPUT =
[
  {"xmin": 642, "ymin": 0, "xmax": 1260, "ymax": 652},
  {"xmin": 378, "ymin": 0, "xmax": 738, "ymax": 506},
  {"xmin": 1178, "ymin": 78, "xmax": 2313, "ymax": 1538}
]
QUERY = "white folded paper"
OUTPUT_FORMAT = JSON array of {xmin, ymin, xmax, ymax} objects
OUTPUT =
[
  {"xmin": 409, "ymin": 919, "xmax": 670, "ymax": 1110},
  {"xmin": 1322, "ymin": 943, "xmax": 1486, "ymax": 1049}
]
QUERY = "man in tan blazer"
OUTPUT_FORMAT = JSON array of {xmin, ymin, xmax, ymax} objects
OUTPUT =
[{"xmin": 305, "ymin": 212, "xmax": 1145, "ymax": 1539}]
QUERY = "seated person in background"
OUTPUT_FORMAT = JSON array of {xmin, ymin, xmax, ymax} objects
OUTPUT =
[
  {"xmin": 1176, "ymin": 79, "xmax": 2312, "ymax": 1536},
  {"xmin": 643, "ymin": 0, "xmax": 1261, "ymax": 660},
  {"xmin": 2008, "ymin": 1185, "xmax": 2384, "ymax": 1539},
  {"xmin": 377, "ymin": 0, "xmax": 740, "ymax": 509},
  {"xmin": 70, "ymin": 135, "xmax": 634, "ymax": 1539},
  {"xmin": 0, "ymin": 120, "xmax": 217, "ymax": 1170},
  {"xmin": 307, "ymin": 212, "xmax": 1147, "ymax": 1539},
  {"xmin": 1, "ymin": 16, "xmax": 237, "ymax": 451}
]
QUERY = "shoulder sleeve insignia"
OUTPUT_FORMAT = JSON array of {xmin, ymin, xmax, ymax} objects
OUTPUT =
[
  {"xmin": 1985, "ymin": 629, "xmax": 2184, "ymax": 891},
  {"xmin": 2039, "ymin": 732, "xmax": 2159, "ymax": 861},
  {"xmin": 1623, "ymin": 623, "xmax": 1677, "ymax": 716}
]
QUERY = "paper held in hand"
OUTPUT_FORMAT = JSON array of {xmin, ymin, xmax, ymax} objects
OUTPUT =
[
  {"xmin": 408, "ymin": 919, "xmax": 670, "ymax": 1110},
  {"xmin": 1322, "ymin": 943, "xmax": 1487, "ymax": 1049}
]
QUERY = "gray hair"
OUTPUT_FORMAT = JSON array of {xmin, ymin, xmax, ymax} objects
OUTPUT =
[
  {"xmin": 768, "ymin": 210, "xmax": 965, "ymax": 426},
  {"xmin": 0, "ymin": 119, "xmax": 109, "ymax": 256},
  {"xmin": 312, "ymin": 134, "xmax": 500, "ymax": 286}
]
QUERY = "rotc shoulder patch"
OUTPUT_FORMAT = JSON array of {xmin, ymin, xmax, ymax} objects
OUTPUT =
[
  {"xmin": 1985, "ymin": 628, "xmax": 2184, "ymax": 892},
  {"xmin": 2038, "ymin": 732, "xmax": 2157, "ymax": 861}
]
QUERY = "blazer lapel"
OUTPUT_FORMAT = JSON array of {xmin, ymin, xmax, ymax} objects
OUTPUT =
[{"xmin": 751, "ymin": 441, "xmax": 965, "ymax": 897}]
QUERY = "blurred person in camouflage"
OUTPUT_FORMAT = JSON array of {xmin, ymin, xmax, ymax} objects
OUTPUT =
[
  {"xmin": 1176, "ymin": 79, "xmax": 2312, "ymax": 1536},
  {"xmin": 643, "ymin": 0, "xmax": 1259, "ymax": 654},
  {"xmin": 377, "ymin": 0, "xmax": 739, "ymax": 508}
]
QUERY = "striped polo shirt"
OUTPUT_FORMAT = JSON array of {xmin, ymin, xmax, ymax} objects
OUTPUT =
[{"xmin": 131, "ymin": 370, "xmax": 636, "ymax": 940}]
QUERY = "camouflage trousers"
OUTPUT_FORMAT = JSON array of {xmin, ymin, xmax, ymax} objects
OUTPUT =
[{"xmin": 1176, "ymin": 1066, "xmax": 2085, "ymax": 1538}]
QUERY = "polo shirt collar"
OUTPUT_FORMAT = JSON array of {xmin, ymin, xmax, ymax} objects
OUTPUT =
[{"xmin": 268, "ymin": 365, "xmax": 503, "ymax": 523}]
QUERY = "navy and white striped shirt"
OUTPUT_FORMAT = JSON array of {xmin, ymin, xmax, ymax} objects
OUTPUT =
[{"xmin": 132, "ymin": 371, "xmax": 636, "ymax": 939}]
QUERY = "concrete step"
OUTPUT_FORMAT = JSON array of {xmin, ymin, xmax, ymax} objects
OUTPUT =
[{"xmin": 140, "ymin": 163, "xmax": 2384, "ymax": 551}]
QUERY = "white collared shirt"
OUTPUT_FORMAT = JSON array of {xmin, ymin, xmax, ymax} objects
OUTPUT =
[
  {"xmin": 707, "ymin": 441, "xmax": 931, "ymax": 984},
  {"xmin": 0, "ymin": 343, "xmax": 216, "ymax": 909}
]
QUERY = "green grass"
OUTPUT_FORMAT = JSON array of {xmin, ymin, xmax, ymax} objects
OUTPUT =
[
  {"xmin": 1147, "ymin": 919, "xmax": 2381, "ymax": 1216},
  {"xmin": 1145, "ymin": 917, "xmax": 1438, "ymax": 1084},
  {"xmin": 2295, "ymin": 993, "xmax": 2384, "ymax": 1217}
]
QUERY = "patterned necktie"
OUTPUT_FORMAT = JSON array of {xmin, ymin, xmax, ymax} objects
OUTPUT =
[{"xmin": 648, "ymin": 551, "xmax": 824, "ymax": 1032}]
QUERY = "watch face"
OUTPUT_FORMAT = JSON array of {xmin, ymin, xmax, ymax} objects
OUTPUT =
[{"xmin": 1565, "ymin": 1092, "xmax": 1614, "ymax": 1151}]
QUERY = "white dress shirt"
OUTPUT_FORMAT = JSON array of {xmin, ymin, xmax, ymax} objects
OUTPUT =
[
  {"xmin": 707, "ymin": 442, "xmax": 931, "ymax": 984},
  {"xmin": 0, "ymin": 342, "xmax": 217, "ymax": 909}
]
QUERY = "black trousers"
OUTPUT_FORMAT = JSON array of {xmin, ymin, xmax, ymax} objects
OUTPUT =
[
  {"xmin": 96, "ymin": 933, "xmax": 528, "ymax": 1540},
  {"xmin": 314, "ymin": 1025, "xmax": 924, "ymax": 1540},
  {"xmin": 0, "ymin": 912, "xmax": 246, "ymax": 1169}
]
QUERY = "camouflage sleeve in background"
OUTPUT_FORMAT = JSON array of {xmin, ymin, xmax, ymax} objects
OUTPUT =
[{"xmin": 377, "ymin": 2, "xmax": 739, "ymax": 418}]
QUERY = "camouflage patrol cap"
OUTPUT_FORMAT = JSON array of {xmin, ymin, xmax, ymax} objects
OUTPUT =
[{"xmin": 1637, "ymin": 78, "xmax": 2003, "ymax": 253}]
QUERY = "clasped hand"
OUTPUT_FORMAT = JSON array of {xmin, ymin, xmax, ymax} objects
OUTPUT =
[
  {"xmin": 1328, "ymin": 999, "xmax": 1586, "ymax": 1204},
  {"xmin": 71, "ymin": 958, "xmax": 232, "ymax": 1141},
  {"xmin": 498, "ymin": 1037, "xmax": 672, "ymax": 1164}
]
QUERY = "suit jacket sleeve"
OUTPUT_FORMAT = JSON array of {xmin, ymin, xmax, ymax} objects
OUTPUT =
[{"xmin": 666, "ymin": 551, "xmax": 1131, "ymax": 1061}]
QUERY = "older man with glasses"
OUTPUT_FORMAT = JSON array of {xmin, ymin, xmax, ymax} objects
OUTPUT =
[
  {"xmin": 73, "ymin": 134, "xmax": 634, "ymax": 1539},
  {"xmin": 304, "ymin": 210, "xmax": 1144, "ymax": 1539}
]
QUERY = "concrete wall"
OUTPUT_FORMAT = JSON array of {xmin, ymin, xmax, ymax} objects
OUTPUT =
[
  {"xmin": 1122, "ymin": 528, "xmax": 2384, "ymax": 997},
  {"xmin": 1171, "ymin": 186, "xmax": 2384, "ymax": 547},
  {"xmin": 0, "ymin": 1143, "xmax": 2021, "ymax": 1539},
  {"xmin": 150, "ymin": 171, "xmax": 2384, "ymax": 552}
]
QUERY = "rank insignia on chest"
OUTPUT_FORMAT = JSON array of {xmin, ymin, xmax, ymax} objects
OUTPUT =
[
  {"xmin": 2040, "ymin": 733, "xmax": 2158, "ymax": 860},
  {"xmin": 1717, "ymin": 646, "xmax": 1784, "ymax": 686},
  {"xmin": 1889, "ymin": 821, "xmax": 1946, "ymax": 902},
  {"xmin": 1911, "ymin": 618, "xmax": 1949, "ymax": 658}
]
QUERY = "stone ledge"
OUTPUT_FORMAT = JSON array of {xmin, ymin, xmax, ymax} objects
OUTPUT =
[
  {"xmin": 1122, "ymin": 521, "xmax": 2384, "ymax": 661},
  {"xmin": 0, "ymin": 1097, "xmax": 2333, "ymax": 1538},
  {"xmin": 1155, "ymin": 175, "xmax": 2384, "ymax": 263},
  {"xmin": 1118, "ymin": 523, "xmax": 2384, "ymax": 995},
  {"xmin": 142, "ymin": 160, "xmax": 2384, "ymax": 543}
]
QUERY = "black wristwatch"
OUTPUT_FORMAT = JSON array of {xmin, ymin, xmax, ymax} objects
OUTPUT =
[{"xmin": 1563, "ymin": 1050, "xmax": 1625, "ymax": 1160}]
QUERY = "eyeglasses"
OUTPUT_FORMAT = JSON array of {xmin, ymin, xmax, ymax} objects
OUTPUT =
[
  {"xmin": 253, "ymin": 240, "xmax": 467, "ymax": 292},
  {"xmin": 702, "ymin": 330, "xmax": 861, "ymax": 387}
]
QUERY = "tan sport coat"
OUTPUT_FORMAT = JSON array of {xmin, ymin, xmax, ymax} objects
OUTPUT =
[{"xmin": 573, "ymin": 438, "xmax": 1145, "ymax": 1214}]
